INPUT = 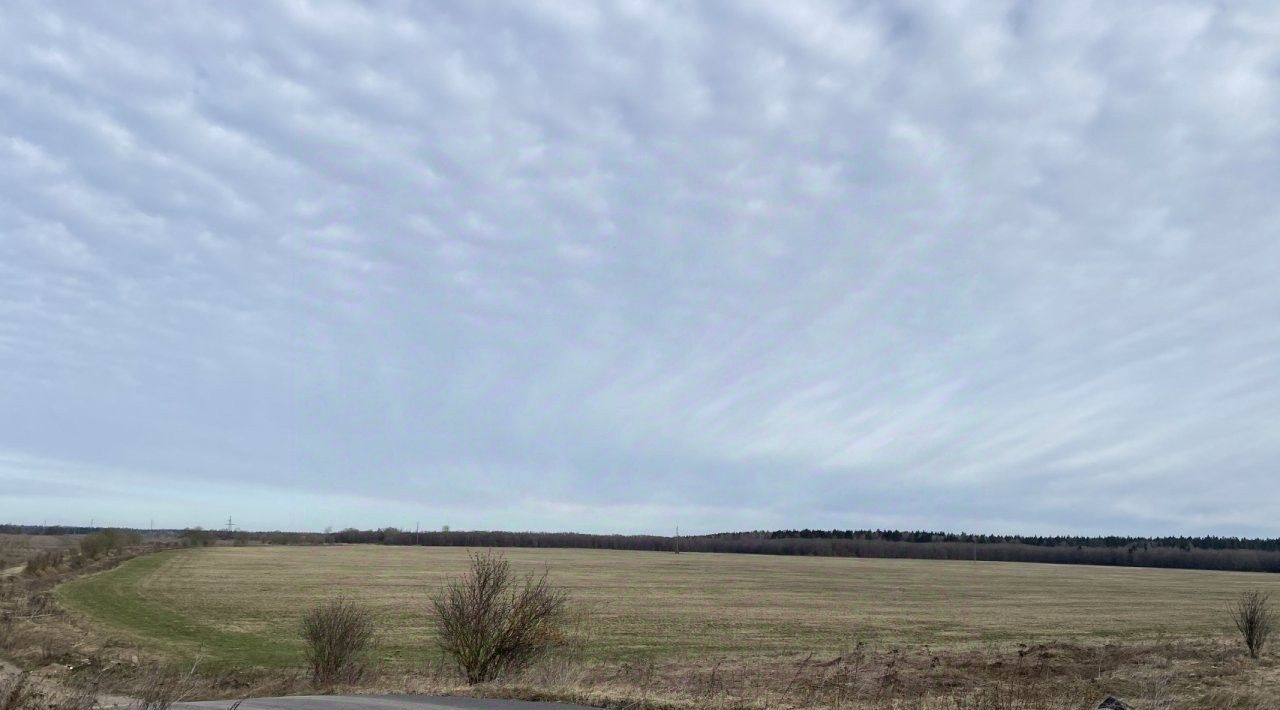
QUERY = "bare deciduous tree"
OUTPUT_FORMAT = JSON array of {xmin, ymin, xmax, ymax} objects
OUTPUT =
[
  {"xmin": 1231, "ymin": 589, "xmax": 1274, "ymax": 659},
  {"xmin": 301, "ymin": 597, "xmax": 376, "ymax": 685},
  {"xmin": 431, "ymin": 550, "xmax": 569, "ymax": 684}
]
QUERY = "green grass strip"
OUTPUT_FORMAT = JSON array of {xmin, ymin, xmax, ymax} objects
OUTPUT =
[{"xmin": 57, "ymin": 550, "xmax": 298, "ymax": 669}]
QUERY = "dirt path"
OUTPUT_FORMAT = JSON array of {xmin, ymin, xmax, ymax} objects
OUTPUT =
[{"xmin": 0, "ymin": 564, "xmax": 25, "ymax": 577}]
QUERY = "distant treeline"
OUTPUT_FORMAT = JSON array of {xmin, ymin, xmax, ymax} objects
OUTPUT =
[
  {"xmin": 7, "ymin": 523, "xmax": 1280, "ymax": 573},
  {"xmin": 1, "ymin": 524, "xmax": 112, "ymax": 536},
  {"xmin": 723, "ymin": 528, "xmax": 1280, "ymax": 552},
  {"xmin": 0, "ymin": 524, "xmax": 197, "ymax": 537},
  {"xmin": 320, "ymin": 527, "xmax": 1280, "ymax": 573}
]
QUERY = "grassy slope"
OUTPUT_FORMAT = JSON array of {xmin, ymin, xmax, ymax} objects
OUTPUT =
[
  {"xmin": 56, "ymin": 545, "xmax": 1280, "ymax": 671},
  {"xmin": 58, "ymin": 550, "xmax": 297, "ymax": 668}
]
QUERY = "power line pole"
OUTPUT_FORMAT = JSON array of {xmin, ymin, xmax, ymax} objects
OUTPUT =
[{"xmin": 675, "ymin": 525, "xmax": 680, "ymax": 555}]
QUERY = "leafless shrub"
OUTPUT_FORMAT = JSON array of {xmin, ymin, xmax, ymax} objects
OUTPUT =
[
  {"xmin": 1133, "ymin": 673, "xmax": 1175, "ymax": 710},
  {"xmin": 25, "ymin": 591, "xmax": 54, "ymax": 618},
  {"xmin": 78, "ymin": 530, "xmax": 141, "ymax": 561},
  {"xmin": 431, "ymin": 550, "xmax": 570, "ymax": 684},
  {"xmin": 301, "ymin": 597, "xmax": 375, "ymax": 686},
  {"xmin": 1231, "ymin": 589, "xmax": 1274, "ymax": 659},
  {"xmin": 22, "ymin": 551, "xmax": 62, "ymax": 577}
]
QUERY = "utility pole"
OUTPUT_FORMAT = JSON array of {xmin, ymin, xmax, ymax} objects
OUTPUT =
[
  {"xmin": 675, "ymin": 525, "xmax": 680, "ymax": 555},
  {"xmin": 415, "ymin": 521, "xmax": 420, "ymax": 546}
]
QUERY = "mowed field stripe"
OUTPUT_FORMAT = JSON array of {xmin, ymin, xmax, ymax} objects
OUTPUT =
[
  {"xmin": 58, "ymin": 551, "xmax": 300, "ymax": 668},
  {"xmin": 56, "ymin": 545, "xmax": 1280, "ymax": 670}
]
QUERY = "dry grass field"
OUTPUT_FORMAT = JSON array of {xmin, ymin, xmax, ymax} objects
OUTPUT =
[
  {"xmin": 0, "ymin": 534, "xmax": 80, "ymax": 575},
  {"xmin": 56, "ymin": 544, "xmax": 1280, "ymax": 672}
]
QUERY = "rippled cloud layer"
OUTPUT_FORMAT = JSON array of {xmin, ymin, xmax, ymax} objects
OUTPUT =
[{"xmin": 2, "ymin": 1, "xmax": 1278, "ymax": 534}]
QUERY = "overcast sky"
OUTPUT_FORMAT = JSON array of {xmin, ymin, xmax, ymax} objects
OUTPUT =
[{"xmin": 2, "ymin": 1, "xmax": 1279, "ymax": 536}]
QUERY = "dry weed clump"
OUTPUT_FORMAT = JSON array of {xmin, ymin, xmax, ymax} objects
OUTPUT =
[
  {"xmin": 130, "ymin": 664, "xmax": 199, "ymax": 710},
  {"xmin": 430, "ymin": 639, "xmax": 1257, "ymax": 710},
  {"xmin": 89, "ymin": 664, "xmax": 306, "ymax": 708},
  {"xmin": 0, "ymin": 673, "xmax": 97, "ymax": 710},
  {"xmin": 21, "ymin": 552, "xmax": 64, "ymax": 578},
  {"xmin": 0, "ymin": 673, "xmax": 39, "ymax": 710},
  {"xmin": 1192, "ymin": 687, "xmax": 1275, "ymax": 710}
]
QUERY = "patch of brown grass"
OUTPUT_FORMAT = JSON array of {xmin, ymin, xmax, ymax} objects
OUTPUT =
[
  {"xmin": 0, "ymin": 671, "xmax": 98, "ymax": 710},
  {"xmin": 326, "ymin": 637, "xmax": 1272, "ymax": 710},
  {"xmin": 12, "ymin": 612, "xmax": 1280, "ymax": 709},
  {"xmin": 0, "ymin": 537, "xmax": 82, "ymax": 576}
]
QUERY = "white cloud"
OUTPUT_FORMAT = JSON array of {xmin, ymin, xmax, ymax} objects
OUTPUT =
[{"xmin": 1, "ymin": 1, "xmax": 1279, "ymax": 535}]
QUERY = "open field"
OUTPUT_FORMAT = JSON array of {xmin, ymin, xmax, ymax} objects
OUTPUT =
[{"xmin": 56, "ymin": 545, "xmax": 1280, "ymax": 671}]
